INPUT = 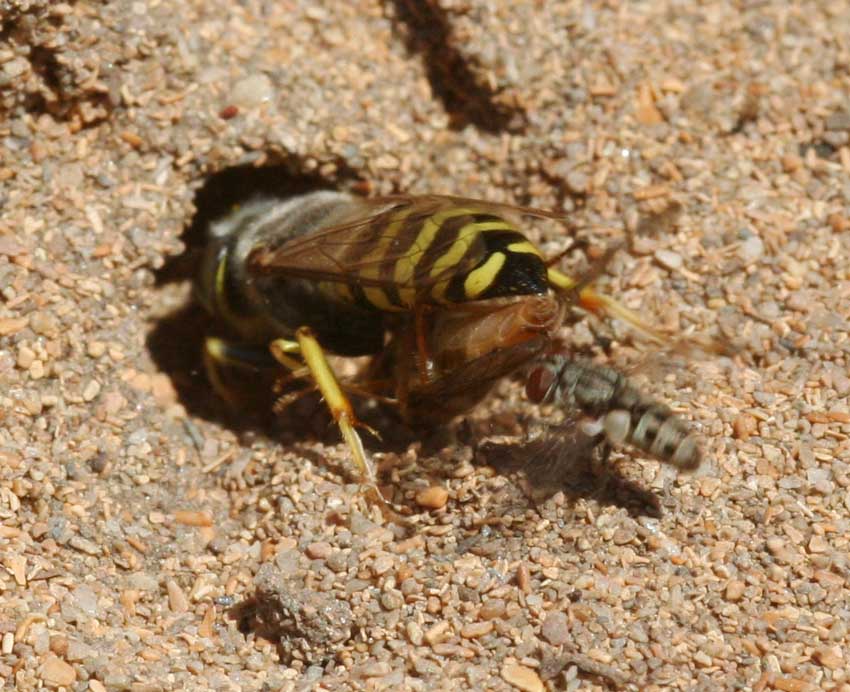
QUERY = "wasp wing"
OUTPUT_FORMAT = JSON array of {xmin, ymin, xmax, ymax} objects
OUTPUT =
[{"xmin": 247, "ymin": 194, "xmax": 569, "ymax": 304}]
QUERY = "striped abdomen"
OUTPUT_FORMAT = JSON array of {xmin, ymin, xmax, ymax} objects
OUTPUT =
[
  {"xmin": 526, "ymin": 357, "xmax": 701, "ymax": 471},
  {"xmin": 245, "ymin": 192, "xmax": 555, "ymax": 315}
]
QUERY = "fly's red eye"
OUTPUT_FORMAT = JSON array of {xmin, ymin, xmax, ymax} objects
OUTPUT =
[{"xmin": 526, "ymin": 365, "xmax": 556, "ymax": 403}]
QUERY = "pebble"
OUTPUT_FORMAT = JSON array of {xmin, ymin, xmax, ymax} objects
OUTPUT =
[
  {"xmin": 0, "ymin": 317, "xmax": 29, "ymax": 336},
  {"xmin": 172, "ymin": 510, "xmax": 213, "ymax": 527},
  {"xmin": 415, "ymin": 485, "xmax": 449, "ymax": 510},
  {"xmin": 540, "ymin": 611, "xmax": 569, "ymax": 645},
  {"xmin": 166, "ymin": 579, "xmax": 188, "ymax": 613},
  {"xmin": 72, "ymin": 585, "xmax": 99, "ymax": 616},
  {"xmin": 424, "ymin": 621, "xmax": 451, "ymax": 646},
  {"xmin": 612, "ymin": 527, "xmax": 636, "ymax": 545},
  {"xmin": 812, "ymin": 645, "xmax": 843, "ymax": 669},
  {"xmin": 82, "ymin": 379, "xmax": 102, "ymax": 402},
  {"xmin": 65, "ymin": 640, "xmax": 93, "ymax": 662},
  {"xmin": 501, "ymin": 663, "xmax": 545, "ymax": 692},
  {"xmin": 370, "ymin": 554, "xmax": 394, "ymax": 576},
  {"xmin": 738, "ymin": 235, "xmax": 764, "ymax": 263},
  {"xmin": 479, "ymin": 599, "xmax": 506, "ymax": 620},
  {"xmin": 460, "ymin": 622, "xmax": 493, "ymax": 639},
  {"xmin": 724, "ymin": 579, "xmax": 746, "ymax": 602},
  {"xmin": 654, "ymin": 248, "xmax": 683, "ymax": 271},
  {"xmin": 231, "ymin": 74, "xmax": 273, "ymax": 108},
  {"xmin": 127, "ymin": 573, "xmax": 159, "ymax": 592},
  {"xmin": 406, "ymin": 621, "xmax": 423, "ymax": 646},
  {"xmin": 807, "ymin": 535, "xmax": 828, "ymax": 553},
  {"xmin": 305, "ymin": 541, "xmax": 332, "ymax": 560},
  {"xmin": 766, "ymin": 537, "xmax": 799, "ymax": 565},
  {"xmin": 732, "ymin": 413, "xmax": 758, "ymax": 441},
  {"xmin": 69, "ymin": 535, "xmax": 101, "ymax": 556},
  {"xmin": 771, "ymin": 678, "xmax": 817, "ymax": 692},
  {"xmin": 39, "ymin": 656, "xmax": 76, "ymax": 687}
]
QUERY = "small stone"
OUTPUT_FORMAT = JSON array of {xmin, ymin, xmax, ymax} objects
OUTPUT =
[
  {"xmin": 370, "ymin": 554, "xmax": 394, "ymax": 576},
  {"xmin": 151, "ymin": 373, "xmax": 177, "ymax": 406},
  {"xmin": 725, "ymin": 579, "xmax": 746, "ymax": 602},
  {"xmin": 501, "ymin": 663, "xmax": 545, "ymax": 692},
  {"xmin": 357, "ymin": 662, "xmax": 391, "ymax": 678},
  {"xmin": 82, "ymin": 379, "xmax": 101, "ymax": 402},
  {"xmin": 612, "ymin": 527, "xmax": 636, "ymax": 545},
  {"xmin": 127, "ymin": 573, "xmax": 159, "ymax": 591},
  {"xmin": 166, "ymin": 579, "xmax": 188, "ymax": 613},
  {"xmin": 766, "ymin": 537, "xmax": 799, "ymax": 565},
  {"xmin": 64, "ymin": 639, "xmax": 93, "ymax": 662},
  {"xmin": 732, "ymin": 413, "xmax": 758, "ymax": 441},
  {"xmin": 406, "ymin": 621, "xmax": 423, "ymax": 646},
  {"xmin": 305, "ymin": 541, "xmax": 332, "ymax": 560},
  {"xmin": 380, "ymin": 590, "xmax": 403, "ymax": 611},
  {"xmin": 827, "ymin": 213, "xmax": 848, "ymax": 233},
  {"xmin": 635, "ymin": 83, "xmax": 664, "ymax": 125},
  {"xmin": 39, "ymin": 655, "xmax": 76, "ymax": 687},
  {"xmin": 87, "ymin": 340, "xmax": 106, "ymax": 358},
  {"xmin": 781, "ymin": 154, "xmax": 802, "ymax": 172},
  {"xmin": 68, "ymin": 535, "xmax": 100, "ymax": 556},
  {"xmin": 49, "ymin": 636, "xmax": 68, "ymax": 657},
  {"xmin": 3, "ymin": 57, "xmax": 29, "ymax": 78},
  {"xmin": 424, "ymin": 621, "xmax": 451, "ymax": 646},
  {"xmin": 29, "ymin": 360, "xmax": 45, "ymax": 379},
  {"xmin": 173, "ymin": 510, "xmax": 213, "ymax": 527},
  {"xmin": 772, "ymin": 678, "xmax": 817, "ymax": 692},
  {"xmin": 479, "ymin": 599, "xmax": 506, "ymax": 620},
  {"xmin": 415, "ymin": 485, "xmax": 448, "ymax": 510},
  {"xmin": 540, "ymin": 611, "xmax": 569, "ymax": 645},
  {"xmin": 0, "ymin": 317, "xmax": 29, "ymax": 336},
  {"xmin": 72, "ymin": 585, "xmax": 99, "ymax": 616},
  {"xmin": 17, "ymin": 345, "xmax": 35, "ymax": 369},
  {"xmin": 739, "ymin": 235, "xmax": 764, "ymax": 263},
  {"xmin": 693, "ymin": 650, "xmax": 713, "ymax": 667},
  {"xmin": 516, "ymin": 563, "xmax": 530, "ymax": 593},
  {"xmin": 564, "ymin": 170, "xmax": 588, "ymax": 195},
  {"xmin": 813, "ymin": 645, "xmax": 843, "ymax": 669},
  {"xmin": 807, "ymin": 535, "xmax": 829, "ymax": 553},
  {"xmin": 654, "ymin": 248, "xmax": 683, "ymax": 271},
  {"xmin": 460, "ymin": 621, "xmax": 493, "ymax": 639},
  {"xmin": 231, "ymin": 74, "xmax": 273, "ymax": 108}
]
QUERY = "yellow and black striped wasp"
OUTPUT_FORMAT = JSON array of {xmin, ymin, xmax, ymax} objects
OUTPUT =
[{"xmin": 195, "ymin": 190, "xmax": 704, "ymax": 512}]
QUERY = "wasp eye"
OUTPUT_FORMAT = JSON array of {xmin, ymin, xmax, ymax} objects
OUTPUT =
[{"xmin": 526, "ymin": 365, "xmax": 556, "ymax": 403}]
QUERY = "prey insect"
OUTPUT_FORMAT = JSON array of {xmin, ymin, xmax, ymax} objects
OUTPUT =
[
  {"xmin": 525, "ymin": 357, "xmax": 701, "ymax": 470},
  {"xmin": 196, "ymin": 190, "xmax": 702, "ymax": 512}
]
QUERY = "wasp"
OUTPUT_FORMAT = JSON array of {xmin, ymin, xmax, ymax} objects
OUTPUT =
[{"xmin": 196, "ymin": 190, "xmax": 704, "ymax": 510}]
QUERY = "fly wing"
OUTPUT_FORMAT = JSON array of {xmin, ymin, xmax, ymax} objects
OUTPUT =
[
  {"xmin": 246, "ymin": 194, "xmax": 567, "ymax": 304},
  {"xmin": 405, "ymin": 337, "xmax": 549, "ymax": 423}
]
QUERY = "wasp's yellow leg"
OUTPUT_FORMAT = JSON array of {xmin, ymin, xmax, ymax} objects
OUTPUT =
[
  {"xmin": 269, "ymin": 329, "xmax": 386, "ymax": 509},
  {"xmin": 203, "ymin": 336, "xmax": 278, "ymax": 405}
]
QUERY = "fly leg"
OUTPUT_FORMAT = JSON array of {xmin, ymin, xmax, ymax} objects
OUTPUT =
[{"xmin": 269, "ymin": 327, "xmax": 393, "ymax": 517}]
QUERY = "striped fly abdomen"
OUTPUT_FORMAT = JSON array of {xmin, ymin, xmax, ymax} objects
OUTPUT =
[{"xmin": 526, "ymin": 357, "xmax": 702, "ymax": 471}]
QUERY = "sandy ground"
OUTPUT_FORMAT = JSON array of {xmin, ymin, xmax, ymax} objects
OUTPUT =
[{"xmin": 2, "ymin": 0, "xmax": 850, "ymax": 690}]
